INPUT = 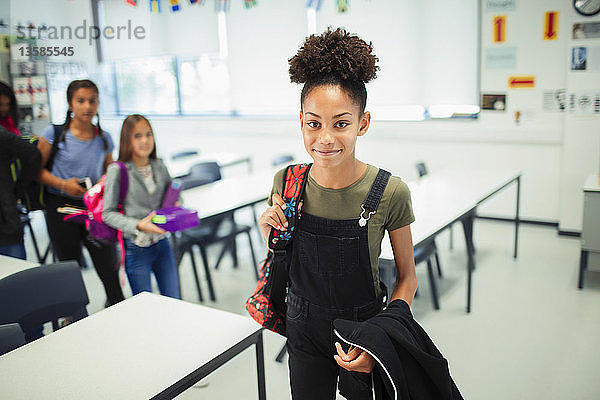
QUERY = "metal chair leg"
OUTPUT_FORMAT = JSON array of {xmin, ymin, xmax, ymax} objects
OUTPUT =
[
  {"xmin": 188, "ymin": 249, "xmax": 204, "ymax": 302},
  {"xmin": 246, "ymin": 231, "xmax": 259, "ymax": 280},
  {"xmin": 426, "ymin": 258, "xmax": 440, "ymax": 310},
  {"xmin": 199, "ymin": 246, "xmax": 216, "ymax": 302}
]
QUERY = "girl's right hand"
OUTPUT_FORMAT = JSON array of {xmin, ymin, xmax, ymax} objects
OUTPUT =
[
  {"xmin": 137, "ymin": 212, "xmax": 167, "ymax": 234},
  {"xmin": 259, "ymin": 193, "xmax": 288, "ymax": 246},
  {"xmin": 62, "ymin": 177, "xmax": 86, "ymax": 197}
]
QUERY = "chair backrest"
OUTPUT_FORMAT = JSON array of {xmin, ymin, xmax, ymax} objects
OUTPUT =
[
  {"xmin": 181, "ymin": 162, "xmax": 222, "ymax": 190},
  {"xmin": 171, "ymin": 150, "xmax": 199, "ymax": 160},
  {"xmin": 0, "ymin": 323, "xmax": 26, "ymax": 356},
  {"xmin": 415, "ymin": 161, "xmax": 428, "ymax": 178},
  {"xmin": 272, "ymin": 154, "xmax": 294, "ymax": 167},
  {"xmin": 0, "ymin": 261, "xmax": 89, "ymax": 337}
]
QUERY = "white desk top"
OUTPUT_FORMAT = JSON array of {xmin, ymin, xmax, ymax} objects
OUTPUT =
[
  {"xmin": 0, "ymin": 292, "xmax": 261, "ymax": 399},
  {"xmin": 584, "ymin": 174, "xmax": 600, "ymax": 192},
  {"xmin": 380, "ymin": 168, "xmax": 521, "ymax": 259},
  {"xmin": 181, "ymin": 168, "xmax": 274, "ymax": 219},
  {"xmin": 0, "ymin": 255, "xmax": 39, "ymax": 280},
  {"xmin": 165, "ymin": 152, "xmax": 251, "ymax": 178}
]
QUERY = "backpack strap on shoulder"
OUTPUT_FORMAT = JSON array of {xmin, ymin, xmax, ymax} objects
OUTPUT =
[
  {"xmin": 268, "ymin": 163, "xmax": 312, "ymax": 251},
  {"xmin": 359, "ymin": 169, "xmax": 392, "ymax": 227},
  {"xmin": 114, "ymin": 161, "xmax": 129, "ymax": 205}
]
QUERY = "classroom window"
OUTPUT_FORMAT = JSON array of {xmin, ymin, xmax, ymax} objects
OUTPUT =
[
  {"xmin": 114, "ymin": 58, "xmax": 178, "ymax": 115},
  {"xmin": 179, "ymin": 56, "xmax": 231, "ymax": 115}
]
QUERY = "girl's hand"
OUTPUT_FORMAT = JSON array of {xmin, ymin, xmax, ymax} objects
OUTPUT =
[
  {"xmin": 258, "ymin": 193, "xmax": 288, "ymax": 245},
  {"xmin": 334, "ymin": 342, "xmax": 375, "ymax": 373},
  {"xmin": 136, "ymin": 212, "xmax": 167, "ymax": 234},
  {"xmin": 62, "ymin": 177, "xmax": 86, "ymax": 197}
]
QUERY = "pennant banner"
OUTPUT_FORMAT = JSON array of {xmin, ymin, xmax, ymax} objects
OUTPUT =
[
  {"xmin": 215, "ymin": 0, "xmax": 229, "ymax": 12},
  {"xmin": 244, "ymin": 0, "xmax": 257, "ymax": 9},
  {"xmin": 170, "ymin": 0, "xmax": 182, "ymax": 11},
  {"xmin": 126, "ymin": 0, "xmax": 137, "ymax": 6},
  {"xmin": 150, "ymin": 0, "xmax": 161, "ymax": 13},
  {"xmin": 307, "ymin": 0, "xmax": 322, "ymax": 11},
  {"xmin": 337, "ymin": 0, "xmax": 349, "ymax": 13}
]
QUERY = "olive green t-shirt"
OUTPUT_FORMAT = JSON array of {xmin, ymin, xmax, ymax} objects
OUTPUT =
[{"xmin": 268, "ymin": 164, "xmax": 415, "ymax": 295}]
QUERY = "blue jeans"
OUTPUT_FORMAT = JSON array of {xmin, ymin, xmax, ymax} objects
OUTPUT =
[
  {"xmin": 0, "ymin": 242, "xmax": 26, "ymax": 260},
  {"xmin": 124, "ymin": 238, "xmax": 181, "ymax": 299}
]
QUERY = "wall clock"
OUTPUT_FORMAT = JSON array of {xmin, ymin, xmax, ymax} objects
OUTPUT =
[{"xmin": 573, "ymin": 0, "xmax": 600, "ymax": 16}]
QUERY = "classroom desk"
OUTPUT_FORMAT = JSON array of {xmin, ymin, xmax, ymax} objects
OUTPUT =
[
  {"xmin": 181, "ymin": 168, "xmax": 274, "ymax": 221},
  {"xmin": 165, "ymin": 152, "xmax": 253, "ymax": 179},
  {"xmin": 0, "ymin": 292, "xmax": 266, "ymax": 400},
  {"xmin": 380, "ymin": 168, "xmax": 522, "ymax": 313},
  {"xmin": 579, "ymin": 174, "xmax": 600, "ymax": 289},
  {"xmin": 0, "ymin": 254, "xmax": 39, "ymax": 280}
]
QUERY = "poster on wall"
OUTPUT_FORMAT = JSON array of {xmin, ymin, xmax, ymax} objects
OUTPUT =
[
  {"xmin": 571, "ymin": 47, "xmax": 587, "ymax": 70},
  {"xmin": 486, "ymin": 0, "xmax": 515, "ymax": 12},
  {"xmin": 543, "ymin": 11, "xmax": 559, "ymax": 41},
  {"xmin": 587, "ymin": 46, "xmax": 600, "ymax": 71},
  {"xmin": 566, "ymin": 91, "xmax": 600, "ymax": 114},
  {"xmin": 13, "ymin": 76, "xmax": 47, "ymax": 105},
  {"xmin": 572, "ymin": 22, "xmax": 600, "ymax": 39},
  {"xmin": 481, "ymin": 93, "xmax": 507, "ymax": 110},
  {"xmin": 486, "ymin": 47, "xmax": 516, "ymax": 68},
  {"xmin": 543, "ymin": 89, "xmax": 567, "ymax": 111}
]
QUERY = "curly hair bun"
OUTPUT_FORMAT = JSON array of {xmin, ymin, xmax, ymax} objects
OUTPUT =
[{"xmin": 289, "ymin": 27, "xmax": 379, "ymax": 84}]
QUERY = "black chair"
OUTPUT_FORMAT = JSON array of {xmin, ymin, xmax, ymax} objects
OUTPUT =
[
  {"xmin": 272, "ymin": 154, "xmax": 294, "ymax": 167},
  {"xmin": 415, "ymin": 161, "xmax": 428, "ymax": 178},
  {"xmin": 0, "ymin": 323, "xmax": 26, "ymax": 356},
  {"xmin": 377, "ymin": 239, "xmax": 440, "ymax": 310},
  {"xmin": 0, "ymin": 261, "xmax": 89, "ymax": 342},
  {"xmin": 175, "ymin": 162, "xmax": 259, "ymax": 302},
  {"xmin": 171, "ymin": 149, "xmax": 199, "ymax": 160}
]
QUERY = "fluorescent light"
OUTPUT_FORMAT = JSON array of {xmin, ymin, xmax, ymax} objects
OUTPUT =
[
  {"xmin": 428, "ymin": 104, "xmax": 480, "ymax": 118},
  {"xmin": 307, "ymin": 8, "xmax": 317, "ymax": 35},
  {"xmin": 371, "ymin": 105, "xmax": 425, "ymax": 121}
]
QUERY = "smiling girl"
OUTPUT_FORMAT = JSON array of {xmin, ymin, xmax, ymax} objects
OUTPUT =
[
  {"xmin": 102, "ymin": 114, "xmax": 180, "ymax": 299},
  {"xmin": 259, "ymin": 28, "xmax": 417, "ymax": 399}
]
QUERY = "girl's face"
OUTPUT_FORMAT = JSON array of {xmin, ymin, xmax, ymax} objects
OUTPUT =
[
  {"xmin": 0, "ymin": 95, "xmax": 10, "ymax": 119},
  {"xmin": 69, "ymin": 88, "xmax": 98, "ymax": 123},
  {"xmin": 300, "ymin": 85, "xmax": 370, "ymax": 169},
  {"xmin": 130, "ymin": 120, "xmax": 155, "ymax": 161}
]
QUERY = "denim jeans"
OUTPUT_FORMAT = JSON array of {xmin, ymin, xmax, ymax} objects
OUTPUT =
[
  {"xmin": 124, "ymin": 238, "xmax": 181, "ymax": 299},
  {"xmin": 0, "ymin": 242, "xmax": 26, "ymax": 260}
]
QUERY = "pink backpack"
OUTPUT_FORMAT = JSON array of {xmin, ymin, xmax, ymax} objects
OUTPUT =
[
  {"xmin": 83, "ymin": 161, "xmax": 129, "ymax": 245},
  {"xmin": 64, "ymin": 162, "xmax": 129, "ymax": 270}
]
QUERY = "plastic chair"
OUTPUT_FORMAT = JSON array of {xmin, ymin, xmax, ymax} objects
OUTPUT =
[
  {"xmin": 272, "ymin": 154, "xmax": 294, "ymax": 167},
  {"xmin": 415, "ymin": 161, "xmax": 428, "ymax": 178},
  {"xmin": 175, "ymin": 163, "xmax": 259, "ymax": 302},
  {"xmin": 377, "ymin": 239, "xmax": 441, "ymax": 310},
  {"xmin": 0, "ymin": 261, "xmax": 89, "ymax": 342},
  {"xmin": 0, "ymin": 323, "xmax": 26, "ymax": 356}
]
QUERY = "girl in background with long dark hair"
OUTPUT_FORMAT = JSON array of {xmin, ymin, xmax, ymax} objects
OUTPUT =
[
  {"xmin": 37, "ymin": 79, "xmax": 124, "ymax": 307},
  {"xmin": 0, "ymin": 81, "xmax": 20, "ymax": 135}
]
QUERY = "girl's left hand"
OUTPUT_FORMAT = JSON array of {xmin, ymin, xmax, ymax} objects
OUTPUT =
[{"xmin": 334, "ymin": 342, "xmax": 375, "ymax": 373}]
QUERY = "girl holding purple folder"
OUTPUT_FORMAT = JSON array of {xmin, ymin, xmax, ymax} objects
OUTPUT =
[{"xmin": 103, "ymin": 114, "xmax": 181, "ymax": 299}]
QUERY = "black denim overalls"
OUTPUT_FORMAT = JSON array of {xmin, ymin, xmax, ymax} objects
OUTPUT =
[{"xmin": 285, "ymin": 169, "xmax": 391, "ymax": 400}]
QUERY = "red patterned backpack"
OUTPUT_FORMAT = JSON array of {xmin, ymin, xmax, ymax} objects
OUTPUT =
[{"xmin": 245, "ymin": 163, "xmax": 311, "ymax": 336}]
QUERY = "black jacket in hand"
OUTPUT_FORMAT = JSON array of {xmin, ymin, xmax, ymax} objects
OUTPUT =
[
  {"xmin": 334, "ymin": 299, "xmax": 464, "ymax": 400},
  {"xmin": 0, "ymin": 127, "xmax": 41, "ymax": 246}
]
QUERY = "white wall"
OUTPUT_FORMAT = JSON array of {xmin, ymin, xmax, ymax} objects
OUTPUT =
[{"xmin": 8, "ymin": 0, "xmax": 597, "ymax": 230}]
